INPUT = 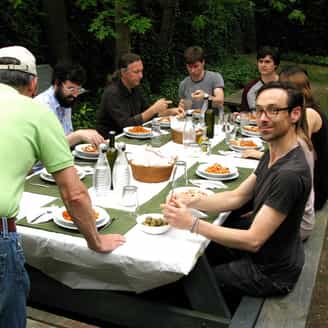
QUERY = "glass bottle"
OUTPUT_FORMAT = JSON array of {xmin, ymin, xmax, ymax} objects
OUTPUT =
[
  {"xmin": 93, "ymin": 144, "xmax": 111, "ymax": 198},
  {"xmin": 106, "ymin": 130, "xmax": 118, "ymax": 173},
  {"xmin": 205, "ymin": 98, "xmax": 215, "ymax": 138},
  {"xmin": 112, "ymin": 142, "xmax": 130, "ymax": 196},
  {"xmin": 183, "ymin": 110, "xmax": 196, "ymax": 149}
]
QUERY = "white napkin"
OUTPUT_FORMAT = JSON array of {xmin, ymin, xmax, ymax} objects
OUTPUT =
[
  {"xmin": 26, "ymin": 206, "xmax": 59, "ymax": 224},
  {"xmin": 189, "ymin": 179, "xmax": 227, "ymax": 189}
]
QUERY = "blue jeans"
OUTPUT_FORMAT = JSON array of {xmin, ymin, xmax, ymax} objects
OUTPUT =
[{"xmin": 0, "ymin": 219, "xmax": 30, "ymax": 328}]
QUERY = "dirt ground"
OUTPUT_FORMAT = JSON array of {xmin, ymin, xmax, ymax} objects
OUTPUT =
[{"xmin": 306, "ymin": 221, "xmax": 328, "ymax": 327}]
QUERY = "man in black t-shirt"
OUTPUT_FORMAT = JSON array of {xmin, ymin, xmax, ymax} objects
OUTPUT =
[{"xmin": 163, "ymin": 81, "xmax": 311, "ymax": 297}]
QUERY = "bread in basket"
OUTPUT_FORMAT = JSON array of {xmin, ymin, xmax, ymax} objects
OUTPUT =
[{"xmin": 128, "ymin": 147, "xmax": 176, "ymax": 183}]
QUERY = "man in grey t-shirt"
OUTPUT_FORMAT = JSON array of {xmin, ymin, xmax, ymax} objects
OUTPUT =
[{"xmin": 178, "ymin": 46, "xmax": 224, "ymax": 109}]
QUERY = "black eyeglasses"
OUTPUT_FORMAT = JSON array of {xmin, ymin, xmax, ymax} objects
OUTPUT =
[{"xmin": 255, "ymin": 105, "xmax": 291, "ymax": 118}]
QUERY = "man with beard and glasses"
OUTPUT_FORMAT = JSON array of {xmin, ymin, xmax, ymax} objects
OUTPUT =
[
  {"xmin": 35, "ymin": 63, "xmax": 104, "ymax": 146},
  {"xmin": 163, "ymin": 82, "xmax": 311, "ymax": 302}
]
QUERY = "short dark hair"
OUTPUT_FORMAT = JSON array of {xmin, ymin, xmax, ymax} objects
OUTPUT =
[
  {"xmin": 257, "ymin": 46, "xmax": 280, "ymax": 66},
  {"xmin": 0, "ymin": 57, "xmax": 33, "ymax": 88},
  {"xmin": 52, "ymin": 63, "xmax": 86, "ymax": 86},
  {"xmin": 257, "ymin": 81, "xmax": 309, "ymax": 140},
  {"xmin": 184, "ymin": 46, "xmax": 204, "ymax": 64},
  {"xmin": 118, "ymin": 53, "xmax": 141, "ymax": 70},
  {"xmin": 256, "ymin": 81, "xmax": 304, "ymax": 110}
]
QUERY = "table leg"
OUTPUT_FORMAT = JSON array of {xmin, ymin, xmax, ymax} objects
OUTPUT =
[{"xmin": 182, "ymin": 254, "xmax": 232, "ymax": 319}]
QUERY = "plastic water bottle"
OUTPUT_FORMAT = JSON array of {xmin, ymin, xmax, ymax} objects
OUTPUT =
[
  {"xmin": 93, "ymin": 144, "xmax": 111, "ymax": 197},
  {"xmin": 183, "ymin": 110, "xmax": 196, "ymax": 150},
  {"xmin": 112, "ymin": 142, "xmax": 130, "ymax": 196}
]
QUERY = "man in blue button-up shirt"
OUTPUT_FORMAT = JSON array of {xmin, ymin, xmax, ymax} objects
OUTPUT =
[{"xmin": 35, "ymin": 63, "xmax": 104, "ymax": 146}]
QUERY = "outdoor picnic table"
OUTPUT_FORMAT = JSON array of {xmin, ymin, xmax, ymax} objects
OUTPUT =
[{"xmin": 18, "ymin": 127, "xmax": 259, "ymax": 327}]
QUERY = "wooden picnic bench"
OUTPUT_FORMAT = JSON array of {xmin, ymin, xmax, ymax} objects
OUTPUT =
[{"xmin": 231, "ymin": 202, "xmax": 328, "ymax": 328}]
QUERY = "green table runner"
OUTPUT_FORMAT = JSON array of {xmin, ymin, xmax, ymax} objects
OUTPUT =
[{"xmin": 18, "ymin": 140, "xmax": 253, "ymax": 237}]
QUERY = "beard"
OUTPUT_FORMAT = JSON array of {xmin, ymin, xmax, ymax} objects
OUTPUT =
[{"xmin": 55, "ymin": 88, "xmax": 77, "ymax": 108}]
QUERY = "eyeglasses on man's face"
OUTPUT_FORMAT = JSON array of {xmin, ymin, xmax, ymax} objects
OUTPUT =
[{"xmin": 255, "ymin": 105, "xmax": 291, "ymax": 118}]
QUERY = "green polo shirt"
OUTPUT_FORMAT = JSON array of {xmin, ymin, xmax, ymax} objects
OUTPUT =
[{"xmin": 0, "ymin": 84, "xmax": 74, "ymax": 217}]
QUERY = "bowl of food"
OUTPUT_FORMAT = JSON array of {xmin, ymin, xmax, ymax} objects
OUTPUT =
[{"xmin": 136, "ymin": 213, "xmax": 170, "ymax": 234}]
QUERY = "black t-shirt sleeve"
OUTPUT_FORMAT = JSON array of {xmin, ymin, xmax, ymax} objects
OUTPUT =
[{"xmin": 264, "ymin": 171, "xmax": 303, "ymax": 215}]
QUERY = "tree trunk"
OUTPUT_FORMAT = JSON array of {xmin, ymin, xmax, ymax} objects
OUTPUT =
[
  {"xmin": 114, "ymin": 1, "xmax": 131, "ymax": 68},
  {"xmin": 158, "ymin": 0, "xmax": 177, "ymax": 49},
  {"xmin": 41, "ymin": 0, "xmax": 71, "ymax": 65}
]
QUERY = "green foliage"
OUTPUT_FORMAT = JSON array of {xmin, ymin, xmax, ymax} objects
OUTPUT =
[
  {"xmin": 208, "ymin": 56, "xmax": 258, "ymax": 95},
  {"xmin": 72, "ymin": 102, "xmax": 97, "ymax": 129},
  {"xmin": 281, "ymin": 53, "xmax": 328, "ymax": 66},
  {"xmin": 76, "ymin": 0, "xmax": 152, "ymax": 41},
  {"xmin": 254, "ymin": 0, "xmax": 306, "ymax": 24}
]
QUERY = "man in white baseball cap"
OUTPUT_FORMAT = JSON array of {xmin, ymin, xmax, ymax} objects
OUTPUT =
[
  {"xmin": 0, "ymin": 45, "xmax": 37, "ymax": 76},
  {"xmin": 0, "ymin": 46, "xmax": 125, "ymax": 327}
]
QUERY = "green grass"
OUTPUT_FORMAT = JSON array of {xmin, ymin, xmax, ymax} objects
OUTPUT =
[{"xmin": 241, "ymin": 54, "xmax": 328, "ymax": 113}]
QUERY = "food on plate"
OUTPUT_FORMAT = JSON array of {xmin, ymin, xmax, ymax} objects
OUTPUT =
[
  {"xmin": 242, "ymin": 125, "xmax": 260, "ymax": 133},
  {"xmin": 229, "ymin": 139, "xmax": 258, "ymax": 148},
  {"xmin": 82, "ymin": 144, "xmax": 98, "ymax": 153},
  {"xmin": 192, "ymin": 108, "xmax": 201, "ymax": 114},
  {"xmin": 158, "ymin": 116, "xmax": 170, "ymax": 123},
  {"xmin": 205, "ymin": 163, "xmax": 230, "ymax": 174},
  {"xmin": 174, "ymin": 188, "xmax": 209, "ymax": 203},
  {"xmin": 62, "ymin": 209, "xmax": 99, "ymax": 222},
  {"xmin": 128, "ymin": 126, "xmax": 151, "ymax": 134},
  {"xmin": 249, "ymin": 113, "xmax": 257, "ymax": 121},
  {"xmin": 142, "ymin": 216, "xmax": 168, "ymax": 227}
]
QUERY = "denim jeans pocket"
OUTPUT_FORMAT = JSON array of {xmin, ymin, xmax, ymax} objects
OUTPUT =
[{"xmin": 0, "ymin": 252, "xmax": 8, "ymax": 286}]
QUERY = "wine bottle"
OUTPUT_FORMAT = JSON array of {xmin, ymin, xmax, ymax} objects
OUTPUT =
[
  {"xmin": 106, "ymin": 131, "xmax": 118, "ymax": 173},
  {"xmin": 205, "ymin": 98, "xmax": 215, "ymax": 138}
]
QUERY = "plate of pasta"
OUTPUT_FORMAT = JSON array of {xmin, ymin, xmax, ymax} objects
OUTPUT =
[
  {"xmin": 197, "ymin": 163, "xmax": 238, "ymax": 178},
  {"xmin": 123, "ymin": 126, "xmax": 152, "ymax": 138},
  {"xmin": 53, "ymin": 206, "xmax": 110, "ymax": 230}
]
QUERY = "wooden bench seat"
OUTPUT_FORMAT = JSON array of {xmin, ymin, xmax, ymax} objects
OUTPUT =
[
  {"xmin": 254, "ymin": 202, "xmax": 328, "ymax": 328},
  {"xmin": 229, "ymin": 202, "xmax": 328, "ymax": 328}
]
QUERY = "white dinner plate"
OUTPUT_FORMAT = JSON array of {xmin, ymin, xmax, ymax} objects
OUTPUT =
[
  {"xmin": 228, "ymin": 138, "xmax": 263, "ymax": 152},
  {"xmin": 136, "ymin": 213, "xmax": 171, "ymax": 235},
  {"xmin": 124, "ymin": 132, "xmax": 153, "ymax": 139},
  {"xmin": 196, "ymin": 168, "xmax": 239, "ymax": 181},
  {"xmin": 169, "ymin": 186, "xmax": 213, "ymax": 218},
  {"xmin": 75, "ymin": 144, "xmax": 99, "ymax": 158},
  {"xmin": 72, "ymin": 150, "xmax": 98, "ymax": 161},
  {"xmin": 236, "ymin": 116, "xmax": 257, "ymax": 125},
  {"xmin": 240, "ymin": 126, "xmax": 261, "ymax": 137},
  {"xmin": 123, "ymin": 126, "xmax": 152, "ymax": 137},
  {"xmin": 197, "ymin": 163, "xmax": 238, "ymax": 178},
  {"xmin": 156, "ymin": 117, "xmax": 171, "ymax": 128},
  {"xmin": 53, "ymin": 206, "xmax": 110, "ymax": 230},
  {"xmin": 40, "ymin": 166, "xmax": 86, "ymax": 182}
]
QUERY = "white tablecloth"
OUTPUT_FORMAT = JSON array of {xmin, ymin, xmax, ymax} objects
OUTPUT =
[{"xmin": 19, "ymin": 133, "xmax": 259, "ymax": 293}]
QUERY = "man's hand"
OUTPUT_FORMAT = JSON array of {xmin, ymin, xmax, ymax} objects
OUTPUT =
[
  {"xmin": 94, "ymin": 234, "xmax": 126, "ymax": 253},
  {"xmin": 241, "ymin": 149, "xmax": 263, "ymax": 160},
  {"xmin": 153, "ymin": 98, "xmax": 173, "ymax": 116},
  {"xmin": 161, "ymin": 106, "xmax": 184, "ymax": 117},
  {"xmin": 77, "ymin": 129, "xmax": 105, "ymax": 146},
  {"xmin": 162, "ymin": 198, "xmax": 194, "ymax": 230},
  {"xmin": 191, "ymin": 89, "xmax": 205, "ymax": 101}
]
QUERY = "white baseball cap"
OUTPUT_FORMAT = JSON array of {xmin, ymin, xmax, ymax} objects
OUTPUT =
[{"xmin": 0, "ymin": 45, "xmax": 37, "ymax": 76}]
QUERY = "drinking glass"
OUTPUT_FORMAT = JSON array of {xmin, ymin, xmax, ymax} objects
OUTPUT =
[
  {"xmin": 224, "ymin": 113, "xmax": 237, "ymax": 143},
  {"xmin": 121, "ymin": 185, "xmax": 139, "ymax": 217},
  {"xmin": 151, "ymin": 118, "xmax": 161, "ymax": 147},
  {"xmin": 240, "ymin": 111, "xmax": 249, "ymax": 128},
  {"xmin": 174, "ymin": 160, "xmax": 187, "ymax": 186}
]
